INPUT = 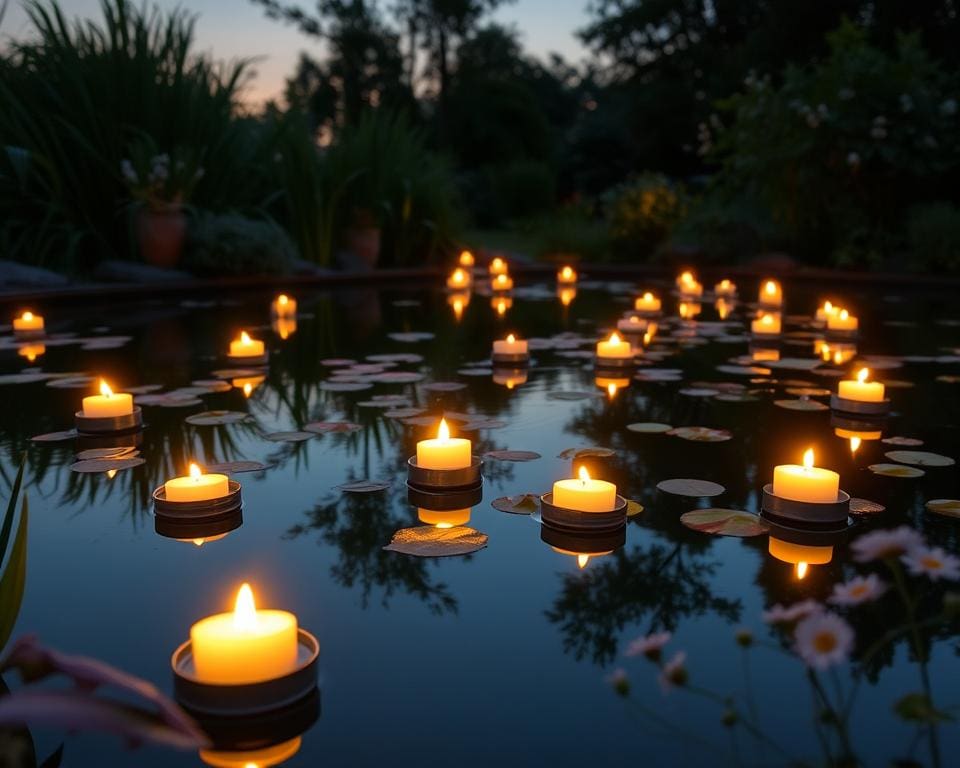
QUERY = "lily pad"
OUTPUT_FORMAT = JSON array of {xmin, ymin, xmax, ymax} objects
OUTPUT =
[
  {"xmin": 205, "ymin": 460, "xmax": 269, "ymax": 474},
  {"xmin": 75, "ymin": 447, "xmax": 139, "ymax": 461},
  {"xmin": 558, "ymin": 447, "xmax": 616, "ymax": 460},
  {"xmin": 885, "ymin": 450, "xmax": 954, "ymax": 467},
  {"xmin": 491, "ymin": 494, "xmax": 540, "ymax": 514},
  {"xmin": 320, "ymin": 381, "xmax": 373, "ymax": 392},
  {"xmin": 657, "ymin": 478, "xmax": 726, "ymax": 497},
  {"xmin": 337, "ymin": 479, "xmax": 391, "ymax": 493},
  {"xmin": 69, "ymin": 457, "xmax": 146, "ymax": 474},
  {"xmin": 714, "ymin": 392, "xmax": 760, "ymax": 403},
  {"xmin": 679, "ymin": 387, "xmax": 720, "ymax": 397},
  {"xmin": 483, "ymin": 450, "xmax": 542, "ymax": 462},
  {"xmin": 680, "ymin": 509, "xmax": 767, "ymax": 537},
  {"xmin": 785, "ymin": 387, "xmax": 831, "ymax": 397},
  {"xmin": 626, "ymin": 499, "xmax": 644, "ymax": 517},
  {"xmin": 185, "ymin": 410, "xmax": 250, "ymax": 426},
  {"xmin": 0, "ymin": 373, "xmax": 48, "ymax": 385},
  {"xmin": 460, "ymin": 419, "xmax": 507, "ymax": 431},
  {"xmin": 667, "ymin": 426, "xmax": 733, "ymax": 442},
  {"xmin": 388, "ymin": 332, "xmax": 435, "ymax": 343},
  {"xmin": 547, "ymin": 390, "xmax": 602, "ymax": 401},
  {"xmin": 383, "ymin": 526, "xmax": 488, "ymax": 557},
  {"xmin": 384, "ymin": 407, "xmax": 426, "ymax": 419},
  {"xmin": 263, "ymin": 431, "xmax": 314, "ymax": 443},
  {"xmin": 320, "ymin": 358, "xmax": 357, "ymax": 367},
  {"xmin": 30, "ymin": 430, "xmax": 77, "ymax": 443},
  {"xmin": 868, "ymin": 463, "xmax": 926, "ymax": 478},
  {"xmin": 774, "ymin": 398, "xmax": 829, "ymax": 412},
  {"xmin": 925, "ymin": 499, "xmax": 960, "ymax": 519},
  {"xmin": 882, "ymin": 436, "xmax": 924, "ymax": 447},
  {"xmin": 850, "ymin": 498, "xmax": 886, "ymax": 515},
  {"xmin": 422, "ymin": 381, "xmax": 467, "ymax": 392},
  {"xmin": 304, "ymin": 421, "xmax": 363, "ymax": 434},
  {"xmin": 371, "ymin": 371, "xmax": 424, "ymax": 384},
  {"xmin": 626, "ymin": 422, "xmax": 673, "ymax": 434}
]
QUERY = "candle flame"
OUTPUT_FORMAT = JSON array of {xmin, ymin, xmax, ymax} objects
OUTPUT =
[
  {"xmin": 233, "ymin": 583, "xmax": 257, "ymax": 631},
  {"xmin": 803, "ymin": 448, "xmax": 815, "ymax": 469},
  {"xmin": 278, "ymin": 294, "xmax": 289, "ymax": 305},
  {"xmin": 577, "ymin": 554, "xmax": 590, "ymax": 569},
  {"xmin": 609, "ymin": 331, "xmax": 621, "ymax": 345},
  {"xmin": 192, "ymin": 538, "xmax": 205, "ymax": 547},
  {"xmin": 106, "ymin": 469, "xmax": 118, "ymax": 480},
  {"xmin": 578, "ymin": 466, "xmax": 591, "ymax": 483},
  {"xmin": 679, "ymin": 302, "xmax": 689, "ymax": 318},
  {"xmin": 452, "ymin": 268, "xmax": 465, "ymax": 284},
  {"xmin": 437, "ymin": 418, "xmax": 450, "ymax": 441},
  {"xmin": 561, "ymin": 266, "xmax": 573, "ymax": 279},
  {"xmin": 680, "ymin": 271, "xmax": 693, "ymax": 284},
  {"xmin": 643, "ymin": 292, "xmax": 653, "ymax": 302},
  {"xmin": 22, "ymin": 311, "xmax": 33, "ymax": 321},
  {"xmin": 857, "ymin": 367, "xmax": 869, "ymax": 383},
  {"xmin": 765, "ymin": 280, "xmax": 776, "ymax": 295},
  {"xmin": 840, "ymin": 309, "xmax": 849, "ymax": 321},
  {"xmin": 189, "ymin": 463, "xmax": 202, "ymax": 480},
  {"xmin": 452, "ymin": 297, "xmax": 464, "ymax": 319},
  {"xmin": 761, "ymin": 313, "xmax": 773, "ymax": 326},
  {"xmin": 629, "ymin": 315, "xmax": 640, "ymax": 324},
  {"xmin": 459, "ymin": 249, "xmax": 474, "ymax": 266},
  {"xmin": 99, "ymin": 379, "xmax": 113, "ymax": 397},
  {"xmin": 492, "ymin": 257, "xmax": 504, "ymax": 271},
  {"xmin": 820, "ymin": 343, "xmax": 831, "ymax": 361},
  {"xmin": 506, "ymin": 333, "xmax": 515, "ymax": 343},
  {"xmin": 796, "ymin": 561, "xmax": 809, "ymax": 580},
  {"xmin": 721, "ymin": 279, "xmax": 730, "ymax": 289},
  {"xmin": 850, "ymin": 437, "xmax": 861, "ymax": 455},
  {"xmin": 240, "ymin": 331, "xmax": 251, "ymax": 345},
  {"xmin": 833, "ymin": 351, "xmax": 843, "ymax": 365}
]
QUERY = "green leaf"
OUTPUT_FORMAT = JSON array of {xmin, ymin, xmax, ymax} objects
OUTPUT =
[
  {"xmin": 0, "ymin": 453, "xmax": 26, "ymax": 565},
  {"xmin": 894, "ymin": 693, "xmax": 954, "ymax": 724},
  {"xmin": 0, "ymin": 493, "xmax": 28, "ymax": 652}
]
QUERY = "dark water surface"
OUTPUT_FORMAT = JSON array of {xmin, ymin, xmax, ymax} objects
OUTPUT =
[{"xmin": 1, "ymin": 276, "xmax": 959, "ymax": 767}]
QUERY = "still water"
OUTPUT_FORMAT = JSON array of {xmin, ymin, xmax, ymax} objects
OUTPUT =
[{"xmin": 2, "ymin": 277, "xmax": 959, "ymax": 766}]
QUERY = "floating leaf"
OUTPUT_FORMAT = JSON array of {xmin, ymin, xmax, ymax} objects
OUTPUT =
[
  {"xmin": 868, "ymin": 463, "xmax": 925, "ymax": 478},
  {"xmin": 320, "ymin": 380, "xmax": 373, "ymax": 392},
  {"xmin": 204, "ymin": 461, "xmax": 268, "ymax": 474},
  {"xmin": 774, "ymin": 398, "xmax": 829, "ymax": 412},
  {"xmin": 458, "ymin": 367, "xmax": 493, "ymax": 377},
  {"xmin": 626, "ymin": 499, "xmax": 644, "ymax": 517},
  {"xmin": 0, "ymin": 373, "xmax": 48, "ymax": 385},
  {"xmin": 785, "ymin": 387, "xmax": 831, "ymax": 397},
  {"xmin": 936, "ymin": 374, "xmax": 960, "ymax": 384},
  {"xmin": 679, "ymin": 387, "xmax": 719, "ymax": 397},
  {"xmin": 885, "ymin": 450, "xmax": 954, "ymax": 468},
  {"xmin": 680, "ymin": 508, "xmax": 767, "ymax": 537},
  {"xmin": 459, "ymin": 419, "xmax": 507, "ymax": 431},
  {"xmin": 850, "ymin": 498, "xmax": 886, "ymax": 515},
  {"xmin": 69, "ymin": 457, "xmax": 145, "ymax": 474},
  {"xmin": 388, "ymin": 332, "xmax": 435, "ymax": 343},
  {"xmin": 75, "ymin": 447, "xmax": 138, "ymax": 461},
  {"xmin": 667, "ymin": 426, "xmax": 732, "ymax": 442},
  {"xmin": 185, "ymin": 410, "xmax": 250, "ymax": 426},
  {"xmin": 880, "ymin": 379, "xmax": 915, "ymax": 389},
  {"xmin": 263, "ymin": 431, "xmax": 314, "ymax": 443},
  {"xmin": 320, "ymin": 358, "xmax": 357, "ymax": 367},
  {"xmin": 384, "ymin": 407, "xmax": 426, "ymax": 419},
  {"xmin": 367, "ymin": 353, "xmax": 423, "ymax": 364},
  {"xmin": 304, "ymin": 421, "xmax": 362, "ymax": 434},
  {"xmin": 337, "ymin": 479, "xmax": 391, "ymax": 493},
  {"xmin": 491, "ymin": 494, "xmax": 540, "ymax": 514},
  {"xmin": 483, "ymin": 450, "xmax": 541, "ymax": 462},
  {"xmin": 547, "ymin": 390, "xmax": 602, "ymax": 401},
  {"xmin": 925, "ymin": 499, "xmax": 960, "ymax": 519},
  {"xmin": 894, "ymin": 693, "xmax": 954, "ymax": 724},
  {"xmin": 716, "ymin": 364, "xmax": 770, "ymax": 376},
  {"xmin": 30, "ymin": 430, "xmax": 77, "ymax": 443},
  {"xmin": 371, "ymin": 371, "xmax": 424, "ymax": 384},
  {"xmin": 882, "ymin": 436, "xmax": 924, "ymax": 447},
  {"xmin": 558, "ymin": 447, "xmax": 616, "ymax": 460},
  {"xmin": 657, "ymin": 478, "xmax": 725, "ymax": 497},
  {"xmin": 626, "ymin": 422, "xmax": 673, "ymax": 434},
  {"xmin": 383, "ymin": 526, "xmax": 487, "ymax": 557},
  {"xmin": 210, "ymin": 367, "xmax": 263, "ymax": 379},
  {"xmin": 714, "ymin": 392, "xmax": 760, "ymax": 403},
  {"xmin": 45, "ymin": 376, "xmax": 95, "ymax": 390},
  {"xmin": 157, "ymin": 397, "xmax": 203, "ymax": 408},
  {"xmin": 422, "ymin": 381, "xmax": 467, "ymax": 392}
]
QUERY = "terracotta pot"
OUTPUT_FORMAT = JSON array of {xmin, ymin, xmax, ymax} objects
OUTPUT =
[
  {"xmin": 136, "ymin": 205, "xmax": 186, "ymax": 269},
  {"xmin": 341, "ymin": 227, "xmax": 381, "ymax": 272}
]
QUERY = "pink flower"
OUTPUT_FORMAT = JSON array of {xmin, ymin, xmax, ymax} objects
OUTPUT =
[
  {"xmin": 828, "ymin": 574, "xmax": 886, "ymax": 606},
  {"xmin": 851, "ymin": 526, "xmax": 924, "ymax": 563},
  {"xmin": 794, "ymin": 612, "xmax": 854, "ymax": 670},
  {"xmin": 658, "ymin": 651, "xmax": 688, "ymax": 694},
  {"xmin": 762, "ymin": 599, "xmax": 822, "ymax": 626},
  {"xmin": 902, "ymin": 547, "xmax": 960, "ymax": 582},
  {"xmin": 624, "ymin": 631, "xmax": 671, "ymax": 661}
]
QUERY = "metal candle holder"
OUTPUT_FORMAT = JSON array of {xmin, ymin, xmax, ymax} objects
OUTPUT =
[
  {"xmin": 826, "ymin": 328, "xmax": 858, "ymax": 340},
  {"xmin": 75, "ymin": 429, "xmax": 144, "ymax": 452},
  {"xmin": 761, "ymin": 511, "xmax": 853, "ymax": 542},
  {"xmin": 226, "ymin": 352, "xmax": 269, "ymax": 366},
  {"xmin": 830, "ymin": 412, "xmax": 887, "ymax": 434},
  {"xmin": 491, "ymin": 352, "xmax": 530, "ymax": 366},
  {"xmin": 172, "ymin": 628, "xmax": 319, "ymax": 716},
  {"xmin": 407, "ymin": 482, "xmax": 483, "ymax": 510},
  {"xmin": 539, "ymin": 521, "xmax": 626, "ymax": 554},
  {"xmin": 154, "ymin": 508, "xmax": 243, "ymax": 542},
  {"xmin": 760, "ymin": 484, "xmax": 850, "ymax": 527},
  {"xmin": 406, "ymin": 456, "xmax": 483, "ymax": 493},
  {"xmin": 13, "ymin": 329, "xmax": 44, "ymax": 341},
  {"xmin": 830, "ymin": 394, "xmax": 891, "ymax": 417},
  {"xmin": 153, "ymin": 481, "xmax": 243, "ymax": 524},
  {"xmin": 593, "ymin": 355, "xmax": 635, "ymax": 371},
  {"xmin": 74, "ymin": 407, "xmax": 143, "ymax": 435},
  {"xmin": 539, "ymin": 492, "xmax": 628, "ymax": 533}
]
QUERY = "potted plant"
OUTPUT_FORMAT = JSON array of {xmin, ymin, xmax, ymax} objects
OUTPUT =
[{"xmin": 121, "ymin": 138, "xmax": 204, "ymax": 269}]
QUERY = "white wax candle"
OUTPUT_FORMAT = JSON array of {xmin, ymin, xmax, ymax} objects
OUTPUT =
[
  {"xmin": 13, "ymin": 311, "xmax": 44, "ymax": 335},
  {"xmin": 679, "ymin": 280, "xmax": 704, "ymax": 298},
  {"xmin": 838, "ymin": 368, "xmax": 884, "ymax": 402},
  {"xmin": 446, "ymin": 268, "xmax": 470, "ymax": 289},
  {"xmin": 165, "ymin": 463, "xmax": 230, "ymax": 502},
  {"xmin": 488, "ymin": 257, "xmax": 508, "ymax": 276},
  {"xmin": 493, "ymin": 333, "xmax": 528, "ymax": 356},
  {"xmin": 815, "ymin": 301, "xmax": 838, "ymax": 322},
  {"xmin": 553, "ymin": 467, "xmax": 617, "ymax": 512},
  {"xmin": 416, "ymin": 418, "xmax": 472, "ymax": 470},
  {"xmin": 596, "ymin": 332, "xmax": 633, "ymax": 360},
  {"xmin": 827, "ymin": 309, "xmax": 858, "ymax": 332},
  {"xmin": 634, "ymin": 292, "xmax": 661, "ymax": 313},
  {"xmin": 81, "ymin": 380, "xmax": 134, "ymax": 418},
  {"xmin": 772, "ymin": 449, "xmax": 839, "ymax": 503},
  {"xmin": 190, "ymin": 583, "xmax": 298, "ymax": 685},
  {"xmin": 458, "ymin": 250, "xmax": 475, "ymax": 268},
  {"xmin": 759, "ymin": 279, "xmax": 783, "ymax": 306},
  {"xmin": 229, "ymin": 331, "xmax": 265, "ymax": 358},
  {"xmin": 491, "ymin": 273, "xmax": 514, "ymax": 292},
  {"xmin": 751, "ymin": 312, "xmax": 781, "ymax": 335}
]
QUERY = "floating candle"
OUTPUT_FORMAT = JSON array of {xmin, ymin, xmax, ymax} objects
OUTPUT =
[
  {"xmin": 416, "ymin": 418, "xmax": 472, "ymax": 470},
  {"xmin": 751, "ymin": 312, "xmax": 781, "ymax": 335},
  {"xmin": 596, "ymin": 331, "xmax": 633, "ymax": 360},
  {"xmin": 838, "ymin": 367, "xmax": 884, "ymax": 402},
  {"xmin": 816, "ymin": 301, "xmax": 839, "ymax": 322},
  {"xmin": 676, "ymin": 270, "xmax": 696, "ymax": 288},
  {"xmin": 82, "ymin": 379, "xmax": 134, "ymax": 418},
  {"xmin": 165, "ymin": 463, "xmax": 229, "ymax": 503},
  {"xmin": 759, "ymin": 279, "xmax": 782, "ymax": 306},
  {"xmin": 13, "ymin": 311, "xmax": 44, "ymax": 336},
  {"xmin": 828, "ymin": 308, "xmax": 858, "ymax": 333},
  {"xmin": 772, "ymin": 449, "xmax": 840, "ymax": 504},
  {"xmin": 189, "ymin": 583, "xmax": 298, "ymax": 685},
  {"xmin": 553, "ymin": 467, "xmax": 617, "ymax": 513},
  {"xmin": 493, "ymin": 333, "xmax": 528, "ymax": 357},
  {"xmin": 271, "ymin": 294, "xmax": 297, "ymax": 318},
  {"xmin": 491, "ymin": 273, "xmax": 514, "ymax": 292},
  {"xmin": 418, "ymin": 508, "xmax": 471, "ymax": 528},
  {"xmin": 488, "ymin": 257, "xmax": 508, "ymax": 276},
  {"xmin": 446, "ymin": 267, "xmax": 470, "ymax": 289},
  {"xmin": 229, "ymin": 331, "xmax": 265, "ymax": 358},
  {"xmin": 458, "ymin": 249, "xmax": 475, "ymax": 268},
  {"xmin": 678, "ymin": 278, "xmax": 704, "ymax": 298},
  {"xmin": 558, "ymin": 286, "xmax": 577, "ymax": 307},
  {"xmin": 557, "ymin": 265, "xmax": 577, "ymax": 284},
  {"xmin": 634, "ymin": 292, "xmax": 662, "ymax": 313},
  {"xmin": 714, "ymin": 279, "xmax": 737, "ymax": 297}
]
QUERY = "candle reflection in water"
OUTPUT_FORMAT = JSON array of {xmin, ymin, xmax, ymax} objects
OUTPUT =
[
  {"xmin": 417, "ymin": 507, "xmax": 471, "ymax": 528},
  {"xmin": 233, "ymin": 375, "xmax": 265, "ymax": 398},
  {"xmin": 714, "ymin": 297, "xmax": 734, "ymax": 319},
  {"xmin": 272, "ymin": 316, "xmax": 297, "ymax": 340},
  {"xmin": 458, "ymin": 249, "xmax": 475, "ymax": 268},
  {"xmin": 200, "ymin": 737, "xmax": 302, "ymax": 768},
  {"xmin": 596, "ymin": 375, "xmax": 629, "ymax": 399},
  {"xmin": 558, "ymin": 286, "xmax": 577, "ymax": 307},
  {"xmin": 492, "ymin": 296, "xmax": 512, "ymax": 316},
  {"xmin": 17, "ymin": 343, "xmax": 45, "ymax": 362},
  {"xmin": 448, "ymin": 290, "xmax": 470, "ymax": 321},
  {"xmin": 769, "ymin": 537, "xmax": 834, "ymax": 580}
]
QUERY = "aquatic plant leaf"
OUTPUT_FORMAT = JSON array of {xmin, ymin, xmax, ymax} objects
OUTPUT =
[
  {"xmin": 387, "ymin": 332, "xmax": 435, "ymax": 343},
  {"xmin": 320, "ymin": 381, "xmax": 373, "ymax": 392},
  {"xmin": 679, "ymin": 387, "xmax": 719, "ymax": 397},
  {"xmin": 714, "ymin": 393, "xmax": 759, "ymax": 403},
  {"xmin": 262, "ymin": 431, "xmax": 313, "ymax": 443},
  {"xmin": 30, "ymin": 430, "xmax": 77, "ymax": 443},
  {"xmin": 74, "ymin": 447, "xmax": 138, "ymax": 461},
  {"xmin": 765, "ymin": 358, "xmax": 823, "ymax": 371},
  {"xmin": 458, "ymin": 368, "xmax": 493, "ymax": 376},
  {"xmin": 204, "ymin": 461, "xmax": 268, "ymax": 474},
  {"xmin": 337, "ymin": 480, "xmax": 391, "ymax": 493},
  {"xmin": 320, "ymin": 358, "xmax": 357, "ymax": 367},
  {"xmin": 367, "ymin": 353, "xmax": 423, "ymax": 363},
  {"xmin": 936, "ymin": 374, "xmax": 960, "ymax": 384},
  {"xmin": 0, "ymin": 373, "xmax": 48, "ymax": 385},
  {"xmin": 850, "ymin": 498, "xmax": 886, "ymax": 515},
  {"xmin": 303, "ymin": 421, "xmax": 362, "ymax": 434},
  {"xmin": 557, "ymin": 447, "xmax": 616, "ymax": 459},
  {"xmin": 547, "ymin": 391, "xmax": 602, "ymax": 401},
  {"xmin": 894, "ymin": 693, "xmax": 954, "ymax": 724},
  {"xmin": 491, "ymin": 494, "xmax": 540, "ymax": 514},
  {"xmin": 680, "ymin": 508, "xmax": 767, "ymax": 537},
  {"xmin": 885, "ymin": 450, "xmax": 955, "ymax": 467},
  {"xmin": 384, "ymin": 408, "xmax": 426, "ymax": 419},
  {"xmin": 210, "ymin": 367, "xmax": 263, "ymax": 379},
  {"xmin": 422, "ymin": 381, "xmax": 467, "ymax": 392},
  {"xmin": 868, "ymin": 463, "xmax": 925, "ymax": 478},
  {"xmin": 925, "ymin": 499, "xmax": 960, "ymax": 519},
  {"xmin": 189, "ymin": 380, "xmax": 232, "ymax": 393},
  {"xmin": 716, "ymin": 364, "xmax": 770, "ymax": 376},
  {"xmin": 880, "ymin": 379, "xmax": 914, "ymax": 389},
  {"xmin": 45, "ymin": 376, "xmax": 95, "ymax": 389},
  {"xmin": 126, "ymin": 384, "xmax": 163, "ymax": 394},
  {"xmin": 667, "ymin": 427, "xmax": 733, "ymax": 442},
  {"xmin": 69, "ymin": 457, "xmax": 145, "ymax": 474},
  {"xmin": 657, "ymin": 478, "xmax": 725, "ymax": 497},
  {"xmin": 459, "ymin": 419, "xmax": 507, "ymax": 431},
  {"xmin": 785, "ymin": 387, "xmax": 831, "ymax": 397},
  {"xmin": 483, "ymin": 450, "xmax": 541, "ymax": 462},
  {"xmin": 185, "ymin": 410, "xmax": 250, "ymax": 426},
  {"xmin": 626, "ymin": 422, "xmax": 673, "ymax": 433},
  {"xmin": 0, "ymin": 490, "xmax": 27, "ymax": 651},
  {"xmin": 882, "ymin": 436, "xmax": 924, "ymax": 447},
  {"xmin": 383, "ymin": 526, "xmax": 488, "ymax": 557},
  {"xmin": 371, "ymin": 371, "xmax": 424, "ymax": 383},
  {"xmin": 625, "ymin": 499, "xmax": 644, "ymax": 517},
  {"xmin": 774, "ymin": 398, "xmax": 829, "ymax": 412}
]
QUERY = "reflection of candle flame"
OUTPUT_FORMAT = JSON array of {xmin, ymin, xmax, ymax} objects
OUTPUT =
[
  {"xmin": 761, "ymin": 313, "xmax": 773, "ymax": 326},
  {"xmin": 857, "ymin": 367, "xmax": 869, "ymax": 383},
  {"xmin": 680, "ymin": 271, "xmax": 693, "ymax": 284},
  {"xmin": 452, "ymin": 298, "xmax": 464, "ymax": 319},
  {"xmin": 189, "ymin": 463, "xmax": 202, "ymax": 481},
  {"xmin": 193, "ymin": 538, "xmax": 205, "ymax": 547},
  {"xmin": 824, "ymin": 301, "xmax": 833, "ymax": 313},
  {"xmin": 643, "ymin": 292, "xmax": 653, "ymax": 301},
  {"xmin": 506, "ymin": 380, "xmax": 514, "ymax": 390},
  {"xmin": 578, "ymin": 466, "xmax": 590, "ymax": 484},
  {"xmin": 803, "ymin": 449, "xmax": 814, "ymax": 469},
  {"xmin": 451, "ymin": 268, "xmax": 466, "ymax": 285},
  {"xmin": 577, "ymin": 554, "xmax": 590, "ymax": 569},
  {"xmin": 233, "ymin": 584, "xmax": 257, "ymax": 631},
  {"xmin": 607, "ymin": 382, "xmax": 617, "ymax": 399},
  {"xmin": 437, "ymin": 418, "xmax": 450, "ymax": 442},
  {"xmin": 99, "ymin": 379, "xmax": 113, "ymax": 397},
  {"xmin": 850, "ymin": 437, "xmax": 861, "ymax": 455},
  {"xmin": 436, "ymin": 522, "xmax": 453, "ymax": 529},
  {"xmin": 106, "ymin": 469, "xmax": 118, "ymax": 480},
  {"xmin": 459, "ymin": 250, "xmax": 474, "ymax": 267},
  {"xmin": 243, "ymin": 382, "xmax": 253, "ymax": 397},
  {"xmin": 496, "ymin": 299, "xmax": 507, "ymax": 316},
  {"xmin": 796, "ymin": 562, "xmax": 808, "ymax": 579},
  {"xmin": 491, "ymin": 257, "xmax": 505, "ymax": 272}
]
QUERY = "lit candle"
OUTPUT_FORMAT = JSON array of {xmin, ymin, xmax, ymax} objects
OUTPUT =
[
  {"xmin": 759, "ymin": 279, "xmax": 782, "ymax": 306},
  {"xmin": 769, "ymin": 538, "xmax": 834, "ymax": 580},
  {"xmin": 816, "ymin": 301, "xmax": 839, "ymax": 322},
  {"xmin": 446, "ymin": 267, "xmax": 471, "ymax": 289},
  {"xmin": 416, "ymin": 418, "xmax": 472, "ymax": 470},
  {"xmin": 558, "ymin": 286, "xmax": 577, "ymax": 307},
  {"xmin": 714, "ymin": 279, "xmax": 737, "ymax": 297},
  {"xmin": 679, "ymin": 278, "xmax": 704, "ymax": 298},
  {"xmin": 491, "ymin": 273, "xmax": 514, "ymax": 292},
  {"xmin": 838, "ymin": 367, "xmax": 884, "ymax": 402},
  {"xmin": 82, "ymin": 379, "xmax": 134, "ymax": 418},
  {"xmin": 164, "ymin": 463, "xmax": 230, "ymax": 502},
  {"xmin": 189, "ymin": 583, "xmax": 298, "ymax": 685},
  {"xmin": 617, "ymin": 315, "xmax": 647, "ymax": 334},
  {"xmin": 751, "ymin": 312, "xmax": 781, "ymax": 335},
  {"xmin": 17, "ymin": 343, "xmax": 45, "ymax": 363},
  {"xmin": 772, "ymin": 449, "xmax": 840, "ymax": 503},
  {"xmin": 448, "ymin": 290, "xmax": 470, "ymax": 320},
  {"xmin": 418, "ymin": 508, "xmax": 470, "ymax": 528},
  {"xmin": 271, "ymin": 294, "xmax": 297, "ymax": 317},
  {"xmin": 229, "ymin": 331, "xmax": 265, "ymax": 358},
  {"xmin": 553, "ymin": 466, "xmax": 617, "ymax": 513},
  {"xmin": 459, "ymin": 249, "xmax": 475, "ymax": 268},
  {"xmin": 13, "ymin": 311, "xmax": 44, "ymax": 337},
  {"xmin": 634, "ymin": 292, "xmax": 662, "ymax": 313},
  {"xmin": 676, "ymin": 270, "xmax": 696, "ymax": 288},
  {"xmin": 827, "ymin": 308, "xmax": 858, "ymax": 333},
  {"xmin": 557, "ymin": 265, "xmax": 577, "ymax": 284},
  {"xmin": 493, "ymin": 333, "xmax": 528, "ymax": 356},
  {"xmin": 596, "ymin": 331, "xmax": 633, "ymax": 360},
  {"xmin": 488, "ymin": 257, "xmax": 508, "ymax": 276}
]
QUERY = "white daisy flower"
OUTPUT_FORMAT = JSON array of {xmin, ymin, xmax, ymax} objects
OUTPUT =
[
  {"xmin": 851, "ymin": 526, "xmax": 924, "ymax": 563},
  {"xmin": 794, "ymin": 612, "xmax": 854, "ymax": 670},
  {"xmin": 902, "ymin": 546, "xmax": 960, "ymax": 582},
  {"xmin": 828, "ymin": 574, "xmax": 886, "ymax": 606},
  {"xmin": 762, "ymin": 599, "xmax": 822, "ymax": 625},
  {"xmin": 624, "ymin": 631, "xmax": 671, "ymax": 660}
]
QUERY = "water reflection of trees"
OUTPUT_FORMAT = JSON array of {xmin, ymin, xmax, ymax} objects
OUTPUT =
[{"xmin": 546, "ymin": 538, "xmax": 742, "ymax": 665}]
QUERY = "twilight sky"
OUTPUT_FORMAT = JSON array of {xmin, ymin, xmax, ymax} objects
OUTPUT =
[{"xmin": 1, "ymin": 0, "xmax": 591, "ymax": 105}]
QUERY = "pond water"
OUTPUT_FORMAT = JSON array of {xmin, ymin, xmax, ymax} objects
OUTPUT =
[{"xmin": 1, "ymin": 276, "xmax": 959, "ymax": 767}]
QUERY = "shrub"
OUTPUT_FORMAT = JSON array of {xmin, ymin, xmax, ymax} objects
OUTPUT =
[
  {"xmin": 490, "ymin": 161, "xmax": 557, "ymax": 221},
  {"xmin": 905, "ymin": 202, "xmax": 960, "ymax": 273},
  {"xmin": 531, "ymin": 203, "xmax": 609, "ymax": 262},
  {"xmin": 183, "ymin": 212, "xmax": 296, "ymax": 276},
  {"xmin": 604, "ymin": 174, "xmax": 686, "ymax": 259}
]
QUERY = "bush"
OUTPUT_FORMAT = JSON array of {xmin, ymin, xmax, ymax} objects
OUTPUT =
[
  {"xmin": 604, "ymin": 174, "xmax": 686, "ymax": 260},
  {"xmin": 530, "ymin": 203, "xmax": 609, "ymax": 262},
  {"xmin": 905, "ymin": 202, "xmax": 960, "ymax": 272},
  {"xmin": 183, "ymin": 213, "xmax": 295, "ymax": 276},
  {"xmin": 490, "ymin": 161, "xmax": 557, "ymax": 221}
]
